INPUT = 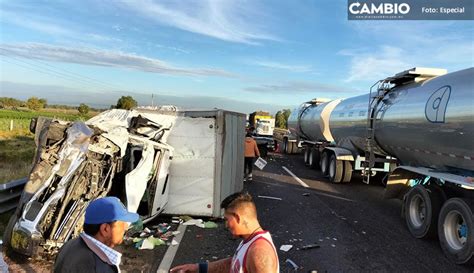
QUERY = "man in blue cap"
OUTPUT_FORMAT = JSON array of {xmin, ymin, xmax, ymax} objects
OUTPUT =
[{"xmin": 54, "ymin": 196, "xmax": 139, "ymax": 273}]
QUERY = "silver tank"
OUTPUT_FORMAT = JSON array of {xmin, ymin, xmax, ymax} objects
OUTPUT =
[{"xmin": 288, "ymin": 68, "xmax": 474, "ymax": 172}]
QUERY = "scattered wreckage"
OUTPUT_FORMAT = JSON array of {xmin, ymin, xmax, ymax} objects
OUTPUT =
[{"xmin": 4, "ymin": 108, "xmax": 245, "ymax": 257}]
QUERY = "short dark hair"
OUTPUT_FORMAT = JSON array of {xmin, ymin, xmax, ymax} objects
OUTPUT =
[
  {"xmin": 221, "ymin": 192, "xmax": 254, "ymax": 210},
  {"xmin": 83, "ymin": 223, "xmax": 102, "ymax": 236},
  {"xmin": 83, "ymin": 222, "xmax": 114, "ymax": 236}
]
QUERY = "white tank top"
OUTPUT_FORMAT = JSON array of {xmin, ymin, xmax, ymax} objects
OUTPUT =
[{"xmin": 230, "ymin": 230, "xmax": 280, "ymax": 273}]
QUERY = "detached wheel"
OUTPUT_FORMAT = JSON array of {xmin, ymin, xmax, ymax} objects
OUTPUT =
[
  {"xmin": 404, "ymin": 185, "xmax": 441, "ymax": 238},
  {"xmin": 320, "ymin": 152, "xmax": 329, "ymax": 176},
  {"xmin": 328, "ymin": 154, "xmax": 343, "ymax": 183},
  {"xmin": 304, "ymin": 148, "xmax": 310, "ymax": 165},
  {"xmin": 309, "ymin": 149, "xmax": 320, "ymax": 170},
  {"xmin": 438, "ymin": 198, "xmax": 474, "ymax": 264}
]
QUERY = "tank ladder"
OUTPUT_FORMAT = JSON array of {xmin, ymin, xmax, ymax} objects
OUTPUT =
[{"xmin": 363, "ymin": 80, "xmax": 391, "ymax": 184}]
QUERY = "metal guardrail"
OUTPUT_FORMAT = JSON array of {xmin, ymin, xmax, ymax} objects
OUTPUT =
[{"xmin": 0, "ymin": 178, "xmax": 27, "ymax": 214}]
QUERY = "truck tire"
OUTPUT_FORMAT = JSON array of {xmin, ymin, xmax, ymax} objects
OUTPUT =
[
  {"xmin": 438, "ymin": 198, "xmax": 474, "ymax": 264},
  {"xmin": 342, "ymin": 161, "xmax": 353, "ymax": 183},
  {"xmin": 290, "ymin": 142, "xmax": 298, "ymax": 154},
  {"xmin": 328, "ymin": 154, "xmax": 343, "ymax": 183},
  {"xmin": 320, "ymin": 152, "xmax": 329, "ymax": 176},
  {"xmin": 309, "ymin": 148, "xmax": 320, "ymax": 170},
  {"xmin": 281, "ymin": 139, "xmax": 288, "ymax": 154},
  {"xmin": 404, "ymin": 185, "xmax": 441, "ymax": 239},
  {"xmin": 304, "ymin": 148, "xmax": 310, "ymax": 165},
  {"xmin": 2, "ymin": 211, "xmax": 20, "ymax": 249},
  {"xmin": 285, "ymin": 140, "xmax": 292, "ymax": 154}
]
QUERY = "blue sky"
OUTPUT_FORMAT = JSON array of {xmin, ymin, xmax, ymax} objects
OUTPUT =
[{"xmin": 0, "ymin": 0, "xmax": 473, "ymax": 113}]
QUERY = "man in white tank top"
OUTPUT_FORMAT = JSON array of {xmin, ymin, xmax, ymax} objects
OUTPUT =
[{"xmin": 170, "ymin": 192, "xmax": 279, "ymax": 273}]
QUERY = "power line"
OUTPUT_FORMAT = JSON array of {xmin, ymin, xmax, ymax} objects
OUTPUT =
[
  {"xmin": 0, "ymin": 48, "xmax": 125, "ymax": 91},
  {"xmin": 1, "ymin": 56, "xmax": 113, "ymax": 91}
]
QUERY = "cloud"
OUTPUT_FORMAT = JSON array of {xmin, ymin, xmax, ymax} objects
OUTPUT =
[
  {"xmin": 1, "ymin": 6, "xmax": 124, "ymax": 47},
  {"xmin": 244, "ymin": 81, "xmax": 356, "ymax": 94},
  {"xmin": 342, "ymin": 22, "xmax": 474, "ymax": 82},
  {"xmin": 116, "ymin": 0, "xmax": 279, "ymax": 44},
  {"xmin": 1, "ymin": 81, "xmax": 286, "ymax": 113},
  {"xmin": 0, "ymin": 43, "xmax": 236, "ymax": 78},
  {"xmin": 247, "ymin": 60, "xmax": 312, "ymax": 73},
  {"xmin": 340, "ymin": 46, "xmax": 410, "ymax": 82},
  {"xmin": 0, "ymin": 9, "xmax": 71, "ymax": 36}
]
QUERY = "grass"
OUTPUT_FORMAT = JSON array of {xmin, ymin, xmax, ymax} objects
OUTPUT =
[
  {"xmin": 0, "ymin": 108, "xmax": 97, "ymax": 132},
  {"xmin": 0, "ymin": 135, "xmax": 35, "ymax": 183}
]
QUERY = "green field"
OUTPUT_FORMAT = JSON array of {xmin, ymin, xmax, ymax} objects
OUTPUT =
[{"xmin": 0, "ymin": 108, "xmax": 94, "ymax": 132}]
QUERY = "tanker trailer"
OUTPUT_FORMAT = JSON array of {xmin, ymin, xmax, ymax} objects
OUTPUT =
[{"xmin": 288, "ymin": 67, "xmax": 474, "ymax": 264}]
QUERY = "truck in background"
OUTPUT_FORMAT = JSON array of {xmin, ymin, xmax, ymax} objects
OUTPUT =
[
  {"xmin": 247, "ymin": 111, "xmax": 276, "ymax": 157},
  {"xmin": 272, "ymin": 127, "xmax": 298, "ymax": 154},
  {"xmin": 248, "ymin": 111, "xmax": 275, "ymax": 137},
  {"xmin": 287, "ymin": 67, "xmax": 474, "ymax": 264}
]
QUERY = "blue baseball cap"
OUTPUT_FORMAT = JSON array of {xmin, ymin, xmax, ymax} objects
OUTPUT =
[{"xmin": 85, "ymin": 197, "xmax": 139, "ymax": 224}]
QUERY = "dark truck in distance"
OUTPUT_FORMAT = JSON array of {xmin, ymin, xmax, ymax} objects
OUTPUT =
[{"xmin": 253, "ymin": 135, "xmax": 275, "ymax": 157}]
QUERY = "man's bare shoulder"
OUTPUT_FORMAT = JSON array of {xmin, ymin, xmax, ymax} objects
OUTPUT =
[{"xmin": 246, "ymin": 239, "xmax": 278, "ymax": 273}]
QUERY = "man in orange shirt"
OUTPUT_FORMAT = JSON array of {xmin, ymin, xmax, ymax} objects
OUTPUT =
[{"xmin": 244, "ymin": 131, "xmax": 260, "ymax": 181}]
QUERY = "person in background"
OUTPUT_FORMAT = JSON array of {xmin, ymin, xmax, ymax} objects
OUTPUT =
[
  {"xmin": 170, "ymin": 192, "xmax": 279, "ymax": 273},
  {"xmin": 54, "ymin": 196, "xmax": 139, "ymax": 273},
  {"xmin": 244, "ymin": 131, "xmax": 260, "ymax": 181}
]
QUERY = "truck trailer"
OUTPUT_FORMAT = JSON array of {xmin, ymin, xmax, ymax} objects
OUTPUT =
[{"xmin": 287, "ymin": 67, "xmax": 474, "ymax": 264}]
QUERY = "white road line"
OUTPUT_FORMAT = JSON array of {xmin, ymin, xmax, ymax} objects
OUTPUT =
[
  {"xmin": 282, "ymin": 166, "xmax": 309, "ymax": 188},
  {"xmin": 156, "ymin": 224, "xmax": 187, "ymax": 273}
]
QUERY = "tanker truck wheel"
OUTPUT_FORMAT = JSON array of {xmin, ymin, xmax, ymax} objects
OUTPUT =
[
  {"xmin": 438, "ymin": 198, "xmax": 474, "ymax": 264},
  {"xmin": 304, "ymin": 148, "xmax": 310, "ymax": 165},
  {"xmin": 309, "ymin": 148, "xmax": 320, "ymax": 170},
  {"xmin": 320, "ymin": 152, "xmax": 329, "ymax": 176},
  {"xmin": 342, "ymin": 161, "xmax": 353, "ymax": 183},
  {"xmin": 404, "ymin": 185, "xmax": 441, "ymax": 239},
  {"xmin": 290, "ymin": 141, "xmax": 298, "ymax": 154},
  {"xmin": 281, "ymin": 139, "xmax": 288, "ymax": 154},
  {"xmin": 328, "ymin": 154, "xmax": 343, "ymax": 183}
]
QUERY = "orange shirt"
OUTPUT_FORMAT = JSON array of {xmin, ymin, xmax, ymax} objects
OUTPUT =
[{"xmin": 245, "ymin": 137, "xmax": 260, "ymax": 157}]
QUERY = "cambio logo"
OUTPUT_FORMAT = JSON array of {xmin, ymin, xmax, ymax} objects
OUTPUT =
[{"xmin": 349, "ymin": 2, "xmax": 410, "ymax": 15}]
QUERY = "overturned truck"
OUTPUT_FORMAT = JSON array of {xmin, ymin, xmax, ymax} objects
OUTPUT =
[{"xmin": 4, "ymin": 108, "xmax": 245, "ymax": 257}]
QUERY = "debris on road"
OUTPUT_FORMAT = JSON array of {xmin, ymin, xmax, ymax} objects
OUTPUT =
[
  {"xmin": 301, "ymin": 244, "xmax": 320, "ymax": 250},
  {"xmin": 258, "ymin": 195, "xmax": 283, "ymax": 201},
  {"xmin": 183, "ymin": 219, "xmax": 205, "ymax": 228},
  {"xmin": 204, "ymin": 221, "xmax": 218, "ymax": 229},
  {"xmin": 285, "ymin": 258, "xmax": 300, "ymax": 272},
  {"xmin": 302, "ymin": 193, "xmax": 310, "ymax": 196},
  {"xmin": 280, "ymin": 244, "xmax": 293, "ymax": 252}
]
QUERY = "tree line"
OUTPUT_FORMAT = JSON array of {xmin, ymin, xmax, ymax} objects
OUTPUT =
[
  {"xmin": 0, "ymin": 96, "xmax": 138, "ymax": 115},
  {"xmin": 1, "ymin": 95, "xmax": 290, "ymax": 126}
]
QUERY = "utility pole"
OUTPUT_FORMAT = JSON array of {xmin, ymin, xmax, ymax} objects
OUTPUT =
[{"xmin": 151, "ymin": 93, "xmax": 154, "ymax": 107}]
